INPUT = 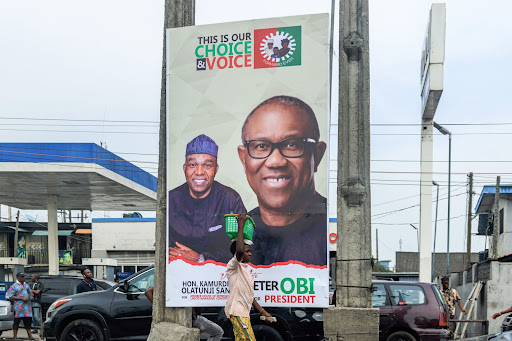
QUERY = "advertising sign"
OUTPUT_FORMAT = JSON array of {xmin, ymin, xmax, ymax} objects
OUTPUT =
[
  {"xmin": 166, "ymin": 14, "xmax": 329, "ymax": 308},
  {"xmin": 420, "ymin": 3, "xmax": 446, "ymax": 119}
]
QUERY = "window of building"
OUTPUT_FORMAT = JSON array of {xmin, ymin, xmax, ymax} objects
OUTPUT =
[{"xmin": 500, "ymin": 208, "xmax": 504, "ymax": 234}]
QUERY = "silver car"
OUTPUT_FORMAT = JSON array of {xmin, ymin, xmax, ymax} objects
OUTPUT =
[{"xmin": 0, "ymin": 300, "xmax": 14, "ymax": 335}]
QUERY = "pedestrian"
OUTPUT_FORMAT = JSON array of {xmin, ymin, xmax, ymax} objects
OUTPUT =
[
  {"xmin": 76, "ymin": 268, "xmax": 97, "ymax": 293},
  {"xmin": 30, "ymin": 274, "xmax": 44, "ymax": 334},
  {"xmin": 6, "ymin": 272, "xmax": 34, "ymax": 341},
  {"xmin": 145, "ymin": 287, "xmax": 224, "ymax": 341},
  {"xmin": 225, "ymin": 213, "xmax": 273, "ymax": 341},
  {"xmin": 492, "ymin": 305, "xmax": 512, "ymax": 319},
  {"xmin": 440, "ymin": 276, "xmax": 467, "ymax": 330}
]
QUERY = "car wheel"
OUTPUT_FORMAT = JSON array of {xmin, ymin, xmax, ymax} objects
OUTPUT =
[
  {"xmin": 253, "ymin": 325, "xmax": 284, "ymax": 341},
  {"xmin": 386, "ymin": 331, "xmax": 417, "ymax": 341},
  {"xmin": 61, "ymin": 319, "xmax": 104, "ymax": 341}
]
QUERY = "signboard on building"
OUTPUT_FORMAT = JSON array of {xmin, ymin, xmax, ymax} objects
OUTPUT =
[
  {"xmin": 420, "ymin": 3, "xmax": 446, "ymax": 119},
  {"xmin": 166, "ymin": 14, "xmax": 330, "ymax": 307}
]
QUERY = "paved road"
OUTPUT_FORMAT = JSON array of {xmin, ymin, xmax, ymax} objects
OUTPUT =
[{"xmin": 0, "ymin": 330, "xmax": 42, "ymax": 340}]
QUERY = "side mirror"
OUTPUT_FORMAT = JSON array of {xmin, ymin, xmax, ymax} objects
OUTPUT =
[{"xmin": 122, "ymin": 281, "xmax": 129, "ymax": 292}]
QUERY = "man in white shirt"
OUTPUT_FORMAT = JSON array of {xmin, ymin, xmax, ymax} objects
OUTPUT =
[{"xmin": 225, "ymin": 213, "xmax": 273, "ymax": 341}]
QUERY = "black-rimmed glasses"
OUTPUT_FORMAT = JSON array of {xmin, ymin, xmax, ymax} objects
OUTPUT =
[{"xmin": 245, "ymin": 137, "xmax": 317, "ymax": 159}]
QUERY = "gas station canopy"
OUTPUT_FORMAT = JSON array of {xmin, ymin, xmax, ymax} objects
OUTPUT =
[{"xmin": 0, "ymin": 143, "xmax": 157, "ymax": 211}]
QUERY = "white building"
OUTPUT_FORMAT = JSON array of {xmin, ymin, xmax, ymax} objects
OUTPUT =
[{"xmin": 91, "ymin": 217, "xmax": 155, "ymax": 275}]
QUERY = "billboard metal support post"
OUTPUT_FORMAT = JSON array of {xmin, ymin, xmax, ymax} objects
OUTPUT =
[
  {"xmin": 324, "ymin": 0, "xmax": 379, "ymax": 339},
  {"xmin": 149, "ymin": 0, "xmax": 198, "ymax": 340}
]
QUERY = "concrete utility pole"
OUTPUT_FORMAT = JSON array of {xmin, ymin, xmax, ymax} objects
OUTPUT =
[
  {"xmin": 419, "ymin": 120, "xmax": 434, "ymax": 281},
  {"xmin": 324, "ymin": 0, "xmax": 379, "ymax": 339},
  {"xmin": 466, "ymin": 172, "xmax": 473, "ymax": 269},
  {"xmin": 375, "ymin": 229, "xmax": 379, "ymax": 272},
  {"xmin": 14, "ymin": 211, "xmax": 20, "ymax": 257},
  {"xmin": 147, "ymin": 1, "xmax": 198, "ymax": 340},
  {"xmin": 492, "ymin": 176, "xmax": 500, "ymax": 259}
]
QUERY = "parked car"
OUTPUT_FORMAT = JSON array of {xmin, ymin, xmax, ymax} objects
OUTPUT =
[
  {"xmin": 0, "ymin": 300, "xmax": 14, "ymax": 336},
  {"xmin": 26, "ymin": 275, "xmax": 116, "ymax": 317},
  {"xmin": 502, "ymin": 313, "xmax": 512, "ymax": 332},
  {"xmin": 372, "ymin": 281, "xmax": 451, "ymax": 341},
  {"xmin": 44, "ymin": 266, "xmax": 325, "ymax": 341}
]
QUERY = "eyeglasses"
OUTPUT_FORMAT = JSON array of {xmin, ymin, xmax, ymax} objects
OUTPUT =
[{"xmin": 245, "ymin": 137, "xmax": 317, "ymax": 159}]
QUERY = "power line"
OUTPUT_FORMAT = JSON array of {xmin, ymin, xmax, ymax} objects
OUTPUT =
[
  {"xmin": 0, "ymin": 128, "xmax": 158, "ymax": 134},
  {"xmin": 0, "ymin": 117, "xmax": 159, "ymax": 124}
]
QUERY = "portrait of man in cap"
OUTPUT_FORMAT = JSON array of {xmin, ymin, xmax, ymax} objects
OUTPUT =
[
  {"xmin": 168, "ymin": 134, "xmax": 246, "ymax": 263},
  {"xmin": 264, "ymin": 39, "xmax": 274, "ymax": 57},
  {"xmin": 238, "ymin": 95, "xmax": 327, "ymax": 266}
]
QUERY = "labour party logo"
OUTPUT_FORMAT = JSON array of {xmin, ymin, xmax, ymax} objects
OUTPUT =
[{"xmin": 254, "ymin": 26, "xmax": 301, "ymax": 69}]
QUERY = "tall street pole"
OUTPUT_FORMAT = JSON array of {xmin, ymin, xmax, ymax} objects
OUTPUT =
[
  {"xmin": 419, "ymin": 119, "xmax": 433, "ymax": 282},
  {"xmin": 433, "ymin": 122, "xmax": 451, "ymax": 275},
  {"xmin": 492, "ymin": 176, "xmax": 500, "ymax": 258},
  {"xmin": 148, "ymin": 1, "xmax": 198, "ymax": 340},
  {"xmin": 447, "ymin": 130, "xmax": 452, "ymax": 275},
  {"xmin": 324, "ymin": 0, "xmax": 379, "ymax": 339},
  {"xmin": 432, "ymin": 180, "xmax": 439, "ymax": 281},
  {"xmin": 466, "ymin": 172, "xmax": 473, "ymax": 269}
]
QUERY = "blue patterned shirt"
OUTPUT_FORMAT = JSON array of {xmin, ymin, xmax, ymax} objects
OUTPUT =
[{"xmin": 6, "ymin": 282, "xmax": 33, "ymax": 318}]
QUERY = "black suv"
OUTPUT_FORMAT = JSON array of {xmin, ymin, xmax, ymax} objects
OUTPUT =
[
  {"xmin": 26, "ymin": 275, "xmax": 115, "ymax": 317},
  {"xmin": 44, "ymin": 266, "xmax": 325, "ymax": 341}
]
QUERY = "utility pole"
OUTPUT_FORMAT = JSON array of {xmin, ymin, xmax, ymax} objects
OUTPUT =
[
  {"xmin": 492, "ymin": 176, "xmax": 500, "ymax": 259},
  {"xmin": 147, "ymin": 1, "xmax": 197, "ymax": 340},
  {"xmin": 324, "ymin": 0, "xmax": 379, "ymax": 339},
  {"xmin": 376, "ymin": 229, "xmax": 379, "ymax": 272},
  {"xmin": 14, "ymin": 211, "xmax": 20, "ymax": 257},
  {"xmin": 466, "ymin": 172, "xmax": 473, "ymax": 269}
]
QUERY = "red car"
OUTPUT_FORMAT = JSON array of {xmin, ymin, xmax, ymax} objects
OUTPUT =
[{"xmin": 373, "ymin": 281, "xmax": 451, "ymax": 341}]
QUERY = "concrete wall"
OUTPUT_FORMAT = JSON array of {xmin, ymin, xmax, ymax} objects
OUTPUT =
[
  {"xmin": 454, "ymin": 261, "xmax": 512, "ymax": 336},
  {"xmin": 498, "ymin": 199, "xmax": 512, "ymax": 256},
  {"xmin": 92, "ymin": 221, "xmax": 155, "ymax": 252}
]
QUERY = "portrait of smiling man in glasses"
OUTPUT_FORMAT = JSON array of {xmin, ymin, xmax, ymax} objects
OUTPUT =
[{"xmin": 238, "ymin": 95, "xmax": 328, "ymax": 266}]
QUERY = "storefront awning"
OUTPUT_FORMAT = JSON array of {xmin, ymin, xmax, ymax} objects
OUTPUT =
[{"xmin": 32, "ymin": 230, "xmax": 73, "ymax": 236}]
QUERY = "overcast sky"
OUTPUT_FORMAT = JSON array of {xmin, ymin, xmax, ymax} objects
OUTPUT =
[{"xmin": 1, "ymin": 0, "xmax": 511, "ymax": 267}]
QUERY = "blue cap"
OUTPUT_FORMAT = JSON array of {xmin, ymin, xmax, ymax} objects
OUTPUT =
[
  {"xmin": 185, "ymin": 134, "xmax": 218, "ymax": 158},
  {"xmin": 281, "ymin": 38, "xmax": 290, "ymax": 44}
]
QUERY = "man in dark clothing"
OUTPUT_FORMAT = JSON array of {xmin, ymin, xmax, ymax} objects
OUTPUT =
[
  {"xmin": 250, "ymin": 193, "xmax": 326, "ymax": 265},
  {"xmin": 30, "ymin": 274, "xmax": 44, "ymax": 333},
  {"xmin": 238, "ymin": 96, "xmax": 328, "ymax": 266},
  {"xmin": 76, "ymin": 268, "xmax": 97, "ymax": 293},
  {"xmin": 169, "ymin": 134, "xmax": 246, "ymax": 263}
]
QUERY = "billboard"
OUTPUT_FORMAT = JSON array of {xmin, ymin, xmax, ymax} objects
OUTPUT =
[
  {"xmin": 166, "ymin": 14, "xmax": 329, "ymax": 308},
  {"xmin": 420, "ymin": 3, "xmax": 446, "ymax": 119}
]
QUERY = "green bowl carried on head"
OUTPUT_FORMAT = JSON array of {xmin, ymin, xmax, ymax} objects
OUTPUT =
[{"xmin": 225, "ymin": 214, "xmax": 255, "ymax": 242}]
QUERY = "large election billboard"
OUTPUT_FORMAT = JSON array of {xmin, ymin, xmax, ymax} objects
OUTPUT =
[{"xmin": 166, "ymin": 14, "xmax": 330, "ymax": 307}]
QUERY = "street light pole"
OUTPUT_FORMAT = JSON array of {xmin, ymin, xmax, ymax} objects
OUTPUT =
[
  {"xmin": 432, "ymin": 180, "xmax": 440, "ymax": 281},
  {"xmin": 433, "ymin": 122, "xmax": 452, "ymax": 275}
]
